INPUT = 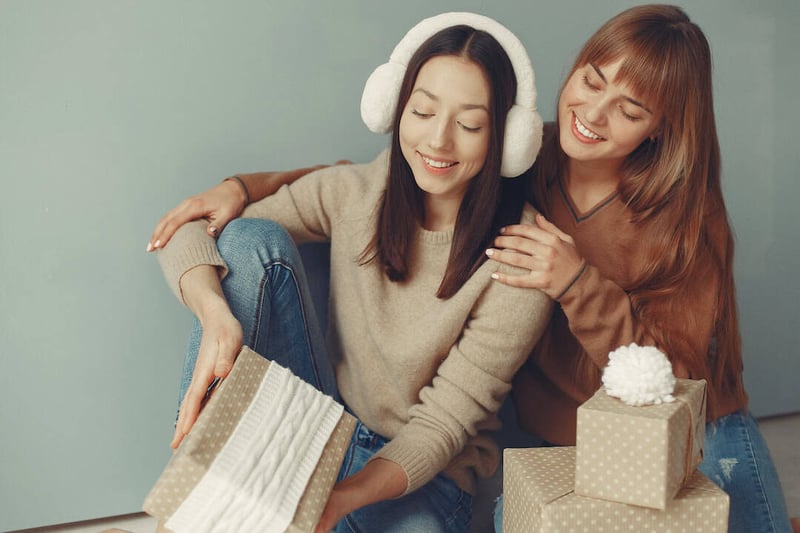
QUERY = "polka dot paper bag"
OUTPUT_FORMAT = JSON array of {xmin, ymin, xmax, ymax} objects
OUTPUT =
[
  {"xmin": 503, "ymin": 447, "xmax": 728, "ymax": 533},
  {"xmin": 142, "ymin": 346, "xmax": 356, "ymax": 533},
  {"xmin": 574, "ymin": 378, "xmax": 707, "ymax": 510}
]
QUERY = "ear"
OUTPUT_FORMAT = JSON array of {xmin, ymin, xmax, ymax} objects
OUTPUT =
[{"xmin": 649, "ymin": 119, "xmax": 666, "ymax": 143}]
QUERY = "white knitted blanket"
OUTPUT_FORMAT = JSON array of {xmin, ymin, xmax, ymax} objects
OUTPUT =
[{"xmin": 166, "ymin": 362, "xmax": 343, "ymax": 533}]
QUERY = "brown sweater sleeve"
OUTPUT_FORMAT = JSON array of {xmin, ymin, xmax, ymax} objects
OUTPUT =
[{"xmin": 557, "ymin": 255, "xmax": 718, "ymax": 378}]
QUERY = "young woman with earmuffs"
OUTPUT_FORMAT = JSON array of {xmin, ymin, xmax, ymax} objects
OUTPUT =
[{"xmin": 152, "ymin": 12, "xmax": 551, "ymax": 532}]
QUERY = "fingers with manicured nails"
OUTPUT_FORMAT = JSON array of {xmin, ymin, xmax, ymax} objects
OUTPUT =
[
  {"xmin": 490, "ymin": 269, "xmax": 544, "ymax": 289},
  {"xmin": 148, "ymin": 200, "xmax": 197, "ymax": 252},
  {"xmin": 171, "ymin": 374, "xmax": 212, "ymax": 448},
  {"xmin": 204, "ymin": 204, "xmax": 241, "ymax": 239},
  {"xmin": 148, "ymin": 180, "xmax": 245, "ymax": 251},
  {"xmin": 486, "ymin": 247, "xmax": 538, "ymax": 271},
  {"xmin": 491, "ymin": 233, "xmax": 551, "ymax": 258}
]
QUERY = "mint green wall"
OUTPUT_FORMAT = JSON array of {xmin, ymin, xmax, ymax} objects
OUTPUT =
[{"xmin": 1, "ymin": 1, "xmax": 797, "ymax": 529}]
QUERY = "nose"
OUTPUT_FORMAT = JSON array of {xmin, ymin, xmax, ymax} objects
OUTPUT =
[
  {"xmin": 428, "ymin": 117, "xmax": 453, "ymax": 151},
  {"xmin": 584, "ymin": 95, "xmax": 609, "ymax": 126}
]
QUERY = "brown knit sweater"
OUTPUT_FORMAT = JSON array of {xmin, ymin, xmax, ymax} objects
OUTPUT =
[
  {"xmin": 157, "ymin": 151, "xmax": 552, "ymax": 494},
  {"xmin": 513, "ymin": 172, "xmax": 748, "ymax": 445}
]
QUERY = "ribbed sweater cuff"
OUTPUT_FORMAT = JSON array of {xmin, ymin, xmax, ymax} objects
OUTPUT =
[
  {"xmin": 373, "ymin": 432, "xmax": 445, "ymax": 495},
  {"xmin": 156, "ymin": 223, "xmax": 228, "ymax": 304}
]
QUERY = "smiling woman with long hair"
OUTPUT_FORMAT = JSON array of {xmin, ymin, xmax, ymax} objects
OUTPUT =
[
  {"xmin": 488, "ymin": 5, "xmax": 793, "ymax": 532},
  {"xmin": 151, "ymin": 13, "xmax": 550, "ymax": 532}
]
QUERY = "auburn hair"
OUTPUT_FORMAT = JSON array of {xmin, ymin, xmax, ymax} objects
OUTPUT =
[
  {"xmin": 532, "ymin": 5, "xmax": 743, "ymax": 417},
  {"xmin": 361, "ymin": 25, "xmax": 525, "ymax": 299}
]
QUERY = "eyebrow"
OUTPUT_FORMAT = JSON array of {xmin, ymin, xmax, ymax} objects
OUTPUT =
[
  {"xmin": 412, "ymin": 88, "xmax": 489, "ymax": 112},
  {"xmin": 590, "ymin": 63, "xmax": 653, "ymax": 114}
]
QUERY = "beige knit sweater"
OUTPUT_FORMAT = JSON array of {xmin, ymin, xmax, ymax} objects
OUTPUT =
[{"xmin": 157, "ymin": 151, "xmax": 551, "ymax": 495}]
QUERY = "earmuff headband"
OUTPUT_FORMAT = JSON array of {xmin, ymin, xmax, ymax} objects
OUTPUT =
[{"xmin": 360, "ymin": 12, "xmax": 543, "ymax": 177}]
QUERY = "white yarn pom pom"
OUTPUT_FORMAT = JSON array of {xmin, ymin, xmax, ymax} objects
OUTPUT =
[{"xmin": 602, "ymin": 343, "xmax": 676, "ymax": 406}]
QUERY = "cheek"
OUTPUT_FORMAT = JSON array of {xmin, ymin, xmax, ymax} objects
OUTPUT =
[
  {"xmin": 398, "ymin": 116, "xmax": 415, "ymax": 153},
  {"xmin": 615, "ymin": 126, "xmax": 652, "ymax": 151},
  {"xmin": 559, "ymin": 76, "xmax": 580, "ymax": 105},
  {"xmin": 464, "ymin": 135, "xmax": 489, "ymax": 167}
]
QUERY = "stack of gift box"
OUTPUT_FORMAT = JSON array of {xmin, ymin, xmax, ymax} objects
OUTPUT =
[{"xmin": 503, "ymin": 378, "xmax": 730, "ymax": 532}]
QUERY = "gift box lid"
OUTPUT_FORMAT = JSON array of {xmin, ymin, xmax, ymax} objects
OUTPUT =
[{"xmin": 580, "ymin": 379, "xmax": 706, "ymax": 421}]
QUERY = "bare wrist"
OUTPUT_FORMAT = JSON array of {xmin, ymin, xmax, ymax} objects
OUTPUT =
[{"xmin": 223, "ymin": 175, "xmax": 250, "ymax": 209}]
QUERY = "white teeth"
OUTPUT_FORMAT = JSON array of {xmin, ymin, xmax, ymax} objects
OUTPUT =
[
  {"xmin": 574, "ymin": 115, "xmax": 602, "ymax": 140},
  {"xmin": 422, "ymin": 155, "xmax": 456, "ymax": 168}
]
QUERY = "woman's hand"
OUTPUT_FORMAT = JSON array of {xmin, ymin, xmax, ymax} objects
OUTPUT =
[
  {"xmin": 148, "ymin": 179, "xmax": 246, "ymax": 252},
  {"xmin": 486, "ymin": 213, "xmax": 585, "ymax": 299},
  {"xmin": 315, "ymin": 458, "xmax": 406, "ymax": 532},
  {"xmin": 171, "ymin": 266, "xmax": 243, "ymax": 449}
]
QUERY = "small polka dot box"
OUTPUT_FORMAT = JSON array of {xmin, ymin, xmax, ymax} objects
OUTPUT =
[
  {"xmin": 574, "ymin": 379, "xmax": 707, "ymax": 510},
  {"xmin": 142, "ymin": 346, "xmax": 357, "ymax": 533},
  {"xmin": 503, "ymin": 447, "xmax": 728, "ymax": 533}
]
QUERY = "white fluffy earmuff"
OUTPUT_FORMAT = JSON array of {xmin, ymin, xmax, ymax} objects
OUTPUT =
[{"xmin": 360, "ymin": 12, "xmax": 543, "ymax": 177}]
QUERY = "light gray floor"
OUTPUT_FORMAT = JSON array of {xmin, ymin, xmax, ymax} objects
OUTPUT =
[{"xmin": 15, "ymin": 413, "xmax": 799, "ymax": 533}]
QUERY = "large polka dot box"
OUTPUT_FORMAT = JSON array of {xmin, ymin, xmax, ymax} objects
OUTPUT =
[
  {"xmin": 143, "ymin": 346, "xmax": 356, "ymax": 533},
  {"xmin": 503, "ymin": 446, "xmax": 728, "ymax": 532}
]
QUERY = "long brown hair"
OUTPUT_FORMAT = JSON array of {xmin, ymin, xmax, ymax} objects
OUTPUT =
[
  {"xmin": 362, "ymin": 25, "xmax": 525, "ymax": 299},
  {"xmin": 534, "ymin": 5, "xmax": 743, "ymax": 416}
]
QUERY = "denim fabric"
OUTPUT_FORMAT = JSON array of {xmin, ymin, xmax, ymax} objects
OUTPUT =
[
  {"xmin": 493, "ymin": 410, "xmax": 793, "ymax": 533},
  {"xmin": 335, "ymin": 421, "xmax": 472, "ymax": 533},
  {"xmin": 180, "ymin": 218, "xmax": 337, "ymax": 403},
  {"xmin": 492, "ymin": 494, "xmax": 504, "ymax": 533},
  {"xmin": 700, "ymin": 410, "xmax": 792, "ymax": 533},
  {"xmin": 178, "ymin": 218, "xmax": 471, "ymax": 532}
]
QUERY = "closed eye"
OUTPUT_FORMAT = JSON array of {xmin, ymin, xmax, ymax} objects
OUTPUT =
[
  {"xmin": 619, "ymin": 107, "xmax": 642, "ymax": 122},
  {"xmin": 582, "ymin": 75, "xmax": 600, "ymax": 92},
  {"xmin": 411, "ymin": 109, "xmax": 433, "ymax": 118},
  {"xmin": 458, "ymin": 121, "xmax": 482, "ymax": 133}
]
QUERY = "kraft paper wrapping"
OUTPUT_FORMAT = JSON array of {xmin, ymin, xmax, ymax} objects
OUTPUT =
[
  {"xmin": 574, "ymin": 378, "xmax": 707, "ymax": 509},
  {"xmin": 504, "ymin": 447, "xmax": 728, "ymax": 533},
  {"xmin": 143, "ymin": 346, "xmax": 356, "ymax": 533}
]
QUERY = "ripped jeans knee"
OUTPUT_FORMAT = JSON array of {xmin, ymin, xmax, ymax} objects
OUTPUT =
[{"xmin": 700, "ymin": 410, "xmax": 792, "ymax": 533}]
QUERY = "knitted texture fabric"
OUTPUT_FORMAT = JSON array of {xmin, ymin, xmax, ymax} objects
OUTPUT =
[{"xmin": 165, "ymin": 362, "xmax": 343, "ymax": 533}]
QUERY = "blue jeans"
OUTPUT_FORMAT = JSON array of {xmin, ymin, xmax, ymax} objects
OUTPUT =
[
  {"xmin": 179, "ymin": 218, "xmax": 471, "ymax": 532},
  {"xmin": 492, "ymin": 410, "xmax": 792, "ymax": 533},
  {"xmin": 699, "ymin": 410, "xmax": 792, "ymax": 533}
]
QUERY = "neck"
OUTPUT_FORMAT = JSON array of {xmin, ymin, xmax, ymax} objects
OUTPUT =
[
  {"xmin": 423, "ymin": 196, "xmax": 460, "ymax": 231},
  {"xmin": 564, "ymin": 157, "xmax": 622, "ymax": 212},
  {"xmin": 566, "ymin": 155, "xmax": 623, "ymax": 184}
]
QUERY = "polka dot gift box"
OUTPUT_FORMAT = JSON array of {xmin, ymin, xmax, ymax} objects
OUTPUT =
[
  {"xmin": 503, "ymin": 447, "xmax": 729, "ymax": 532},
  {"xmin": 142, "ymin": 346, "xmax": 356, "ymax": 533},
  {"xmin": 574, "ymin": 353, "xmax": 707, "ymax": 509}
]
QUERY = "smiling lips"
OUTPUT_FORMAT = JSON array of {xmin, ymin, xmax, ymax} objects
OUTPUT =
[
  {"xmin": 421, "ymin": 153, "xmax": 458, "ymax": 170},
  {"xmin": 573, "ymin": 113, "xmax": 605, "ymax": 142}
]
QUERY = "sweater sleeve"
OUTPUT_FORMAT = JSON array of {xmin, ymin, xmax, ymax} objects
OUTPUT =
[
  {"xmin": 240, "ymin": 151, "xmax": 389, "ymax": 244},
  {"xmin": 374, "ymin": 209, "xmax": 553, "ymax": 494},
  {"xmin": 155, "ymin": 219, "xmax": 229, "ymax": 304},
  {"xmin": 155, "ymin": 152, "xmax": 388, "ymax": 305},
  {"xmin": 557, "ymin": 248, "xmax": 719, "ymax": 377}
]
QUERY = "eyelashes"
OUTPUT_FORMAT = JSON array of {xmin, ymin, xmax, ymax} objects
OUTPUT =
[
  {"xmin": 580, "ymin": 75, "xmax": 642, "ymax": 122},
  {"xmin": 409, "ymin": 109, "xmax": 484, "ymax": 132}
]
